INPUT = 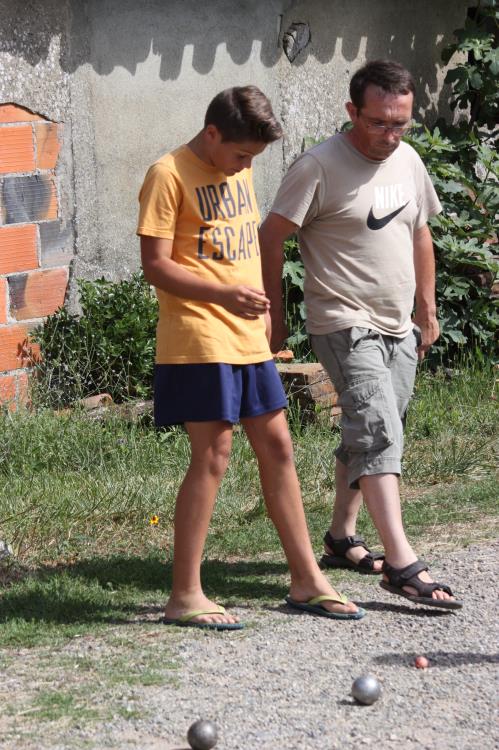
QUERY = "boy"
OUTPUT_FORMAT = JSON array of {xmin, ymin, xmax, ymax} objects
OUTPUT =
[{"xmin": 137, "ymin": 85, "xmax": 364, "ymax": 629}]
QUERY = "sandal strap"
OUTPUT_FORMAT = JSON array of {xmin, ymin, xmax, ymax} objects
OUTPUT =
[
  {"xmin": 382, "ymin": 559, "xmax": 428, "ymax": 583},
  {"xmin": 178, "ymin": 606, "xmax": 225, "ymax": 623},
  {"xmin": 382, "ymin": 560, "xmax": 455, "ymax": 597},
  {"xmin": 324, "ymin": 531, "xmax": 370, "ymax": 555},
  {"xmin": 308, "ymin": 593, "xmax": 348, "ymax": 606},
  {"xmin": 324, "ymin": 531, "xmax": 384, "ymax": 570}
]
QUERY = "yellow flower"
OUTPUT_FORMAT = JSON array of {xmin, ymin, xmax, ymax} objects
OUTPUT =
[{"xmin": 149, "ymin": 515, "xmax": 159, "ymax": 526}]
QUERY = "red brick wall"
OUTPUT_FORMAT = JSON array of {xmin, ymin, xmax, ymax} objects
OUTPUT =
[{"xmin": 0, "ymin": 103, "xmax": 69, "ymax": 410}]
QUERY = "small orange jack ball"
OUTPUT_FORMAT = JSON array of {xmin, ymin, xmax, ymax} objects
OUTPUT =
[{"xmin": 414, "ymin": 655, "xmax": 429, "ymax": 669}]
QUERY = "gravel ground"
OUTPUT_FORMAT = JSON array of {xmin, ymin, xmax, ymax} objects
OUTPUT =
[{"xmin": 3, "ymin": 541, "xmax": 498, "ymax": 750}]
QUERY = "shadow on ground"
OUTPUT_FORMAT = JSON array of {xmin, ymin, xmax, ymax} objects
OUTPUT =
[
  {"xmin": 373, "ymin": 650, "xmax": 499, "ymax": 667},
  {"xmin": 0, "ymin": 555, "xmax": 290, "ymax": 626}
]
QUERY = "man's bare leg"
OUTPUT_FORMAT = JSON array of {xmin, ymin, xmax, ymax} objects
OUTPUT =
[
  {"xmin": 359, "ymin": 473, "xmax": 454, "ymax": 601},
  {"xmin": 164, "ymin": 421, "xmax": 240, "ymax": 625},
  {"xmin": 324, "ymin": 458, "xmax": 383, "ymax": 571},
  {"xmin": 242, "ymin": 410, "xmax": 360, "ymax": 616}
]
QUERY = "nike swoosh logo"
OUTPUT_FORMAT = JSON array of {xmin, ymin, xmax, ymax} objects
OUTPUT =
[{"xmin": 367, "ymin": 201, "xmax": 410, "ymax": 230}]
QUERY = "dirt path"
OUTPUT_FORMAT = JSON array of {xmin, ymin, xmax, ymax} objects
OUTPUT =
[{"xmin": 1, "ymin": 541, "xmax": 498, "ymax": 750}]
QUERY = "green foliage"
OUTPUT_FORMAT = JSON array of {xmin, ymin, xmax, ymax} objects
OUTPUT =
[
  {"xmin": 31, "ymin": 273, "xmax": 158, "ymax": 407},
  {"xmin": 404, "ymin": 125, "xmax": 498, "ymax": 358},
  {"xmin": 441, "ymin": 2, "xmax": 498, "ymax": 130},
  {"xmin": 282, "ymin": 237, "xmax": 311, "ymax": 359}
]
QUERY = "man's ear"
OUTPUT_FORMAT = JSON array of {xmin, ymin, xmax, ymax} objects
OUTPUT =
[{"xmin": 345, "ymin": 101, "xmax": 356, "ymax": 122}]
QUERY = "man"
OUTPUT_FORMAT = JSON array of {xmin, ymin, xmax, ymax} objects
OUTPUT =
[{"xmin": 260, "ymin": 60, "xmax": 462, "ymax": 609}]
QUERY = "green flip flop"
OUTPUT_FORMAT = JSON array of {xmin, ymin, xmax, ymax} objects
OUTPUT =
[
  {"xmin": 163, "ymin": 605, "xmax": 245, "ymax": 630},
  {"xmin": 285, "ymin": 594, "xmax": 366, "ymax": 620}
]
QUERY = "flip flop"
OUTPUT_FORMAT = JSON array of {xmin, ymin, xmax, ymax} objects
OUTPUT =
[
  {"xmin": 380, "ymin": 560, "xmax": 463, "ymax": 610},
  {"xmin": 285, "ymin": 594, "xmax": 366, "ymax": 620},
  {"xmin": 163, "ymin": 606, "xmax": 245, "ymax": 630}
]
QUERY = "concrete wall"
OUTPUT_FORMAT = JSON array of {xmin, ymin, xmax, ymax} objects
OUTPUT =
[{"xmin": 0, "ymin": 0, "xmax": 471, "ymax": 406}]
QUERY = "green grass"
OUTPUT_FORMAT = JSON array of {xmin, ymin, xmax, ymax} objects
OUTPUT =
[{"xmin": 0, "ymin": 361, "xmax": 497, "ymax": 651}]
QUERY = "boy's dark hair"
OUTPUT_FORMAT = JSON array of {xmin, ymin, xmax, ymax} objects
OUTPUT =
[
  {"xmin": 204, "ymin": 85, "xmax": 283, "ymax": 143},
  {"xmin": 350, "ymin": 60, "xmax": 416, "ymax": 109}
]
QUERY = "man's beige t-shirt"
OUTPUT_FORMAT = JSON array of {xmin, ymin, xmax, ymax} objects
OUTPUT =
[{"xmin": 271, "ymin": 134, "xmax": 442, "ymax": 337}]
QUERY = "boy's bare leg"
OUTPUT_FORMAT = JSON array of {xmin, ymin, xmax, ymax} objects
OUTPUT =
[
  {"xmin": 324, "ymin": 458, "xmax": 383, "ymax": 571},
  {"xmin": 242, "ymin": 410, "xmax": 360, "ymax": 615},
  {"xmin": 359, "ymin": 473, "xmax": 454, "ymax": 601},
  {"xmin": 165, "ymin": 420, "xmax": 240, "ymax": 625}
]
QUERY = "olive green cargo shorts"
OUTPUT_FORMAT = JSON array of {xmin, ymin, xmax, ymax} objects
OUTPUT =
[{"xmin": 311, "ymin": 326, "xmax": 420, "ymax": 489}]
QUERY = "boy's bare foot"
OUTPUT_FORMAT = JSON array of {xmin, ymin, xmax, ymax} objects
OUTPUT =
[{"xmin": 164, "ymin": 594, "xmax": 241, "ymax": 626}]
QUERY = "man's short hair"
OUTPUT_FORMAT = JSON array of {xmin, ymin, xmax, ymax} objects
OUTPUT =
[
  {"xmin": 350, "ymin": 60, "xmax": 416, "ymax": 109},
  {"xmin": 204, "ymin": 86, "xmax": 283, "ymax": 143}
]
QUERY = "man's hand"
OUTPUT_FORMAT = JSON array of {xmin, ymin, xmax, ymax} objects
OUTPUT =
[
  {"xmin": 413, "ymin": 313, "xmax": 439, "ymax": 360},
  {"xmin": 217, "ymin": 285, "xmax": 270, "ymax": 319}
]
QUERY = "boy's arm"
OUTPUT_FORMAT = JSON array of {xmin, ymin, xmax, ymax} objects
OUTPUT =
[
  {"xmin": 413, "ymin": 223, "xmax": 439, "ymax": 360},
  {"xmin": 140, "ymin": 235, "xmax": 269, "ymax": 319},
  {"xmin": 259, "ymin": 213, "xmax": 299, "ymax": 352}
]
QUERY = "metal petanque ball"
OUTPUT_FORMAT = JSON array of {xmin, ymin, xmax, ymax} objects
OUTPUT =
[
  {"xmin": 351, "ymin": 674, "xmax": 381, "ymax": 705},
  {"xmin": 187, "ymin": 719, "xmax": 218, "ymax": 750}
]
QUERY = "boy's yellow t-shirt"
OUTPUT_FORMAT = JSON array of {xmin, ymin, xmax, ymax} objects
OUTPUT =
[{"xmin": 137, "ymin": 145, "xmax": 272, "ymax": 365}]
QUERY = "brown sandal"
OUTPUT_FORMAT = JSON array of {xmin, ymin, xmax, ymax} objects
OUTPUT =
[
  {"xmin": 380, "ymin": 559, "xmax": 463, "ymax": 610},
  {"xmin": 319, "ymin": 531, "xmax": 384, "ymax": 575}
]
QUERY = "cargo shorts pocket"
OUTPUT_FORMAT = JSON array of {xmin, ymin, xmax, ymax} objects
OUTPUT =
[{"xmin": 339, "ymin": 378, "xmax": 394, "ymax": 453}]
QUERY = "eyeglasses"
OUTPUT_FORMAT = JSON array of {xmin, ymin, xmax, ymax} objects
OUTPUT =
[{"xmin": 359, "ymin": 115, "xmax": 412, "ymax": 136}]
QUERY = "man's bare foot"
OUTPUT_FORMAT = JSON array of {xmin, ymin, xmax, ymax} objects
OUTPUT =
[
  {"xmin": 289, "ymin": 571, "xmax": 360, "ymax": 616},
  {"xmin": 164, "ymin": 594, "xmax": 241, "ymax": 625}
]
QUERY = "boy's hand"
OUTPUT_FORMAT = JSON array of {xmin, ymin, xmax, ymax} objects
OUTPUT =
[{"xmin": 218, "ymin": 285, "xmax": 270, "ymax": 319}]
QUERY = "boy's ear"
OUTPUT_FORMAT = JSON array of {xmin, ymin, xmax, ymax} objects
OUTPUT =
[{"xmin": 205, "ymin": 124, "xmax": 221, "ymax": 142}]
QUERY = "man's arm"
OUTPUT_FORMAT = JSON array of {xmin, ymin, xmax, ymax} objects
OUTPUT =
[
  {"xmin": 140, "ymin": 235, "xmax": 269, "ymax": 319},
  {"xmin": 259, "ymin": 213, "xmax": 299, "ymax": 352},
  {"xmin": 413, "ymin": 223, "xmax": 439, "ymax": 360}
]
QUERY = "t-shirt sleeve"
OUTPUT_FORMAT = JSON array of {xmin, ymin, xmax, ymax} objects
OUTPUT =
[
  {"xmin": 270, "ymin": 154, "xmax": 322, "ymax": 228},
  {"xmin": 415, "ymin": 158, "xmax": 442, "ymax": 229},
  {"xmin": 136, "ymin": 162, "xmax": 182, "ymax": 238}
]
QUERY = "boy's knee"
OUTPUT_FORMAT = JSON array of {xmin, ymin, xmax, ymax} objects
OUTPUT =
[
  {"xmin": 207, "ymin": 443, "xmax": 232, "ymax": 477},
  {"xmin": 262, "ymin": 430, "xmax": 295, "ymax": 464}
]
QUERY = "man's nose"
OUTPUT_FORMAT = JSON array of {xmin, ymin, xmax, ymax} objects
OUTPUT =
[{"xmin": 384, "ymin": 128, "xmax": 399, "ymax": 142}]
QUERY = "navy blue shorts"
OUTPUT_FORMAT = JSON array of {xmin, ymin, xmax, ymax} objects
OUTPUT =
[{"xmin": 154, "ymin": 360, "xmax": 287, "ymax": 426}]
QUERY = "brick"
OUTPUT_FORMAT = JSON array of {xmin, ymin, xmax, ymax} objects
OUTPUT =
[
  {"xmin": 0, "ymin": 104, "xmax": 44, "ymax": 124},
  {"xmin": 0, "ymin": 278, "xmax": 7, "ymax": 323},
  {"xmin": 0, "ymin": 324, "xmax": 40, "ymax": 371},
  {"xmin": 40, "ymin": 221, "xmax": 73, "ymax": 267},
  {"xmin": 0, "ymin": 224, "xmax": 38, "ymax": 274},
  {"xmin": 2, "ymin": 175, "xmax": 57, "ymax": 224},
  {"xmin": 0, "ymin": 126, "xmax": 35, "ymax": 174},
  {"xmin": 16, "ymin": 371, "xmax": 29, "ymax": 407},
  {"xmin": 35, "ymin": 123, "xmax": 61, "ymax": 170},
  {"xmin": 9, "ymin": 267, "xmax": 68, "ymax": 319},
  {"xmin": 0, "ymin": 371, "xmax": 30, "ymax": 411},
  {"xmin": 276, "ymin": 363, "xmax": 339, "ymax": 408},
  {"xmin": 0, "ymin": 373, "xmax": 17, "ymax": 408}
]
